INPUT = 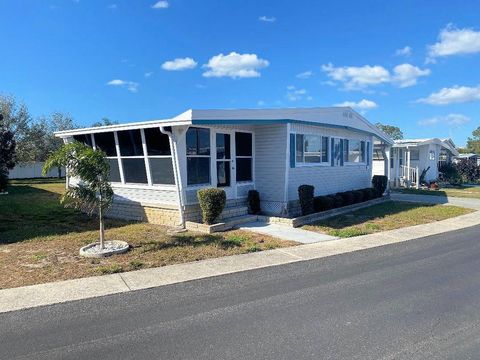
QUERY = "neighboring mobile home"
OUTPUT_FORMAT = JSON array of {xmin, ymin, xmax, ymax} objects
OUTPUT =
[
  {"xmin": 56, "ymin": 107, "xmax": 393, "ymax": 227},
  {"xmin": 373, "ymin": 138, "xmax": 458, "ymax": 188}
]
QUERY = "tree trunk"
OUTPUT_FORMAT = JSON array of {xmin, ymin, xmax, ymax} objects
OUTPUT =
[{"xmin": 99, "ymin": 194, "xmax": 105, "ymax": 250}]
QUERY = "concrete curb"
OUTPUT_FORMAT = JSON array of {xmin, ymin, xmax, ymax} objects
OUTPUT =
[{"xmin": 1, "ymin": 210, "xmax": 479, "ymax": 314}]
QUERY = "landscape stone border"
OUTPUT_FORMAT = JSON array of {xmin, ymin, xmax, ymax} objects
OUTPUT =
[{"xmin": 79, "ymin": 240, "xmax": 130, "ymax": 258}]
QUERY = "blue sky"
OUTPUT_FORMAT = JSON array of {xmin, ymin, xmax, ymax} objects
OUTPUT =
[{"xmin": 1, "ymin": 0, "xmax": 479, "ymax": 146}]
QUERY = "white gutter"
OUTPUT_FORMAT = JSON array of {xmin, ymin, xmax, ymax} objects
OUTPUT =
[{"xmin": 160, "ymin": 126, "xmax": 185, "ymax": 228}]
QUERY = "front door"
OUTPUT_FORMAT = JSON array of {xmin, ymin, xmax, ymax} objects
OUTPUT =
[{"xmin": 214, "ymin": 131, "xmax": 236, "ymax": 199}]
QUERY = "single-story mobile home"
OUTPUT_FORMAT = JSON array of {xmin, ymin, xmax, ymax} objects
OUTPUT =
[
  {"xmin": 373, "ymin": 137, "xmax": 459, "ymax": 188},
  {"xmin": 56, "ymin": 107, "xmax": 393, "ymax": 227}
]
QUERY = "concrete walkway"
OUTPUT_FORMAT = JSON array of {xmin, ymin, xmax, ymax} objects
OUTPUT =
[
  {"xmin": 391, "ymin": 192, "xmax": 480, "ymax": 210},
  {"xmin": 1, "ymin": 210, "xmax": 479, "ymax": 314},
  {"xmin": 239, "ymin": 221, "xmax": 338, "ymax": 244}
]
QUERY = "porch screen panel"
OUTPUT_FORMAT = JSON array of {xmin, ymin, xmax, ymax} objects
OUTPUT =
[
  {"xmin": 186, "ymin": 128, "xmax": 211, "ymax": 185},
  {"xmin": 117, "ymin": 129, "xmax": 148, "ymax": 184},
  {"xmin": 73, "ymin": 134, "xmax": 93, "ymax": 147},
  {"xmin": 235, "ymin": 132, "xmax": 253, "ymax": 182},
  {"xmin": 145, "ymin": 128, "xmax": 174, "ymax": 185},
  {"xmin": 94, "ymin": 132, "xmax": 121, "ymax": 183}
]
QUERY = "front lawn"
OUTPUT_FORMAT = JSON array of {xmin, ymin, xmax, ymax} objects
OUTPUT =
[
  {"xmin": 397, "ymin": 186, "xmax": 480, "ymax": 199},
  {"xmin": 0, "ymin": 179, "xmax": 296, "ymax": 289},
  {"xmin": 303, "ymin": 201, "xmax": 472, "ymax": 238}
]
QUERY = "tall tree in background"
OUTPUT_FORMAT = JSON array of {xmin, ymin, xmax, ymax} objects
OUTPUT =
[
  {"xmin": 0, "ymin": 114, "xmax": 16, "ymax": 192},
  {"xmin": 375, "ymin": 123, "xmax": 404, "ymax": 140},
  {"xmin": 466, "ymin": 126, "xmax": 480, "ymax": 154},
  {"xmin": 92, "ymin": 117, "xmax": 118, "ymax": 127},
  {"xmin": 0, "ymin": 95, "xmax": 77, "ymax": 166}
]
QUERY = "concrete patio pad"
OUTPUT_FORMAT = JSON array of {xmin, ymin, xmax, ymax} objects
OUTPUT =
[{"xmin": 239, "ymin": 221, "xmax": 338, "ymax": 243}]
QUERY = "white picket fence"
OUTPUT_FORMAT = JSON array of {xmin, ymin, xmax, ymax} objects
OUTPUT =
[{"xmin": 8, "ymin": 162, "xmax": 64, "ymax": 179}]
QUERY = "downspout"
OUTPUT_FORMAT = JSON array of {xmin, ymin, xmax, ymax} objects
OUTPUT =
[{"xmin": 160, "ymin": 126, "xmax": 185, "ymax": 228}]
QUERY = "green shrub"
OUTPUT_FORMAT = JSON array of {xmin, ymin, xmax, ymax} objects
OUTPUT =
[
  {"xmin": 247, "ymin": 190, "xmax": 261, "ymax": 214},
  {"xmin": 314, "ymin": 196, "xmax": 335, "ymax": 212},
  {"xmin": 330, "ymin": 194, "xmax": 344, "ymax": 208},
  {"xmin": 338, "ymin": 191, "xmax": 355, "ymax": 206},
  {"xmin": 298, "ymin": 184, "xmax": 315, "ymax": 215},
  {"xmin": 361, "ymin": 188, "xmax": 374, "ymax": 201},
  {"xmin": 197, "ymin": 188, "xmax": 227, "ymax": 224},
  {"xmin": 352, "ymin": 190, "xmax": 364, "ymax": 203},
  {"xmin": 0, "ymin": 167, "xmax": 8, "ymax": 193},
  {"xmin": 372, "ymin": 175, "xmax": 388, "ymax": 197},
  {"xmin": 439, "ymin": 163, "xmax": 463, "ymax": 185}
]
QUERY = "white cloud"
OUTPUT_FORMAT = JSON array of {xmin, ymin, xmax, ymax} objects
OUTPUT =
[
  {"xmin": 161, "ymin": 57, "xmax": 197, "ymax": 71},
  {"xmin": 322, "ymin": 62, "xmax": 430, "ymax": 90},
  {"xmin": 321, "ymin": 63, "xmax": 390, "ymax": 90},
  {"xmin": 427, "ymin": 25, "xmax": 480, "ymax": 60},
  {"xmin": 285, "ymin": 86, "xmax": 307, "ymax": 101},
  {"xmin": 418, "ymin": 114, "xmax": 471, "ymax": 127},
  {"xmin": 296, "ymin": 71, "xmax": 313, "ymax": 79},
  {"xmin": 395, "ymin": 46, "xmax": 412, "ymax": 57},
  {"xmin": 144, "ymin": 72, "xmax": 153, "ymax": 78},
  {"xmin": 417, "ymin": 85, "xmax": 480, "ymax": 105},
  {"xmin": 202, "ymin": 52, "xmax": 269, "ymax": 78},
  {"xmin": 259, "ymin": 16, "xmax": 276, "ymax": 22},
  {"xmin": 334, "ymin": 99, "xmax": 378, "ymax": 112},
  {"xmin": 392, "ymin": 63, "xmax": 431, "ymax": 88},
  {"xmin": 152, "ymin": 1, "xmax": 169, "ymax": 9},
  {"xmin": 106, "ymin": 79, "xmax": 139, "ymax": 93}
]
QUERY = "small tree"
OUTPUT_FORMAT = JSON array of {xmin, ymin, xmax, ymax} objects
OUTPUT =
[
  {"xmin": 0, "ymin": 114, "xmax": 16, "ymax": 193},
  {"xmin": 43, "ymin": 142, "xmax": 113, "ymax": 249}
]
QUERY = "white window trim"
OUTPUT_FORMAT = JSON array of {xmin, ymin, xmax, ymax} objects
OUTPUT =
[{"xmin": 293, "ymin": 132, "xmax": 331, "ymax": 167}]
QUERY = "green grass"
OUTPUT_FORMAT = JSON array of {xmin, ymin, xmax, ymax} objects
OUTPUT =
[
  {"xmin": 303, "ymin": 201, "xmax": 473, "ymax": 238},
  {"xmin": 0, "ymin": 179, "xmax": 296, "ymax": 289},
  {"xmin": 397, "ymin": 186, "xmax": 480, "ymax": 199}
]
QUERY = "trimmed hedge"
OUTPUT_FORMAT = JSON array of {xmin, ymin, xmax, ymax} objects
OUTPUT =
[
  {"xmin": 313, "ymin": 196, "xmax": 335, "ymax": 212},
  {"xmin": 352, "ymin": 190, "xmax": 364, "ymax": 204},
  {"xmin": 247, "ymin": 190, "xmax": 261, "ymax": 215},
  {"xmin": 372, "ymin": 175, "xmax": 388, "ymax": 197},
  {"xmin": 298, "ymin": 184, "xmax": 315, "ymax": 215},
  {"xmin": 298, "ymin": 185, "xmax": 383, "ymax": 217},
  {"xmin": 197, "ymin": 188, "xmax": 226, "ymax": 224},
  {"xmin": 337, "ymin": 191, "xmax": 355, "ymax": 206}
]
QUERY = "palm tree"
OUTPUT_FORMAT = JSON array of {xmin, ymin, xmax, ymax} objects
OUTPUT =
[{"xmin": 43, "ymin": 142, "xmax": 113, "ymax": 249}]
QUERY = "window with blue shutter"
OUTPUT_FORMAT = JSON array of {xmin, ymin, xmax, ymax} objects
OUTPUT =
[
  {"xmin": 340, "ymin": 139, "xmax": 344, "ymax": 166},
  {"xmin": 289, "ymin": 133, "xmax": 296, "ymax": 168},
  {"xmin": 367, "ymin": 141, "xmax": 370, "ymax": 165}
]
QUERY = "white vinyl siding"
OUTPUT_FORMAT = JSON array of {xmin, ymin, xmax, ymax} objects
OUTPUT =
[{"xmin": 288, "ymin": 123, "xmax": 373, "ymax": 201}]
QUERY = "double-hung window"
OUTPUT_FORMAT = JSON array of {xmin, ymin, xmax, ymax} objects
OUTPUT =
[
  {"xmin": 295, "ymin": 134, "xmax": 329, "ymax": 164},
  {"xmin": 345, "ymin": 139, "xmax": 366, "ymax": 163},
  {"xmin": 186, "ymin": 127, "xmax": 211, "ymax": 186},
  {"xmin": 235, "ymin": 132, "xmax": 253, "ymax": 182},
  {"xmin": 93, "ymin": 132, "xmax": 121, "ymax": 183}
]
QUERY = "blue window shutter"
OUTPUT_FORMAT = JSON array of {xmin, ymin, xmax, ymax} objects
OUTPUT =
[
  {"xmin": 331, "ymin": 139, "xmax": 335, "ymax": 166},
  {"xmin": 367, "ymin": 141, "xmax": 370, "ymax": 165},
  {"xmin": 340, "ymin": 139, "xmax": 344, "ymax": 166},
  {"xmin": 289, "ymin": 133, "xmax": 296, "ymax": 168}
]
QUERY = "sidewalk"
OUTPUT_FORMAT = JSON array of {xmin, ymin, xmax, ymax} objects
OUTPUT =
[
  {"xmin": 391, "ymin": 192, "xmax": 480, "ymax": 210},
  {"xmin": 1, "ymin": 210, "xmax": 479, "ymax": 314},
  {"xmin": 239, "ymin": 221, "xmax": 338, "ymax": 243}
]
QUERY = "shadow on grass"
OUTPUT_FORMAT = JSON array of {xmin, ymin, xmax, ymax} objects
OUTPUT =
[
  {"xmin": 397, "ymin": 188, "xmax": 449, "ymax": 199},
  {"xmin": 137, "ymin": 233, "xmax": 244, "ymax": 253},
  {"xmin": 312, "ymin": 201, "xmax": 435, "ymax": 230},
  {"xmin": 0, "ymin": 184, "xmax": 129, "ymax": 244}
]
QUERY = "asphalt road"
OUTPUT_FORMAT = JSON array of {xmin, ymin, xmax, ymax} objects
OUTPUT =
[{"xmin": 2, "ymin": 225, "xmax": 480, "ymax": 359}]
